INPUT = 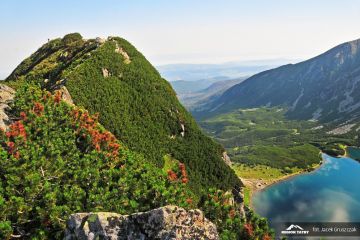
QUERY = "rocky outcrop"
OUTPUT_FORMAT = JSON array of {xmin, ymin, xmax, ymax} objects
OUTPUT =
[
  {"xmin": 327, "ymin": 123, "xmax": 356, "ymax": 135},
  {"xmin": 180, "ymin": 123, "xmax": 185, "ymax": 137},
  {"xmin": 58, "ymin": 86, "xmax": 74, "ymax": 105},
  {"xmin": 114, "ymin": 42, "xmax": 131, "ymax": 64},
  {"xmin": 102, "ymin": 68, "xmax": 110, "ymax": 78},
  {"xmin": 0, "ymin": 84, "xmax": 15, "ymax": 131},
  {"xmin": 0, "ymin": 84, "xmax": 74, "ymax": 130},
  {"xmin": 64, "ymin": 205, "xmax": 219, "ymax": 240},
  {"xmin": 222, "ymin": 151, "xmax": 232, "ymax": 166}
]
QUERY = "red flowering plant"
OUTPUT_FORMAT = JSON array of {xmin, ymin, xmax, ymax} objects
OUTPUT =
[
  {"xmin": 167, "ymin": 162, "xmax": 188, "ymax": 184},
  {"xmin": 0, "ymin": 84, "xmax": 194, "ymax": 239},
  {"xmin": 164, "ymin": 161, "xmax": 194, "ymax": 208},
  {"xmin": 199, "ymin": 188, "xmax": 274, "ymax": 239}
]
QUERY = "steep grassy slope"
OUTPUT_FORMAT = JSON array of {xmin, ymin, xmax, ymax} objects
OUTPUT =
[{"xmin": 6, "ymin": 33, "xmax": 241, "ymax": 194}]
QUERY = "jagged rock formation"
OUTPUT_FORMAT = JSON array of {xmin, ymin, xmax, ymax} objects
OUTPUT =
[
  {"xmin": 64, "ymin": 206, "xmax": 219, "ymax": 240},
  {"xmin": 0, "ymin": 84, "xmax": 15, "ymax": 130}
]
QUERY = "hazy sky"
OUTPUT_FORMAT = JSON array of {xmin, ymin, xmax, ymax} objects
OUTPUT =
[{"xmin": 1, "ymin": 0, "xmax": 360, "ymax": 78}]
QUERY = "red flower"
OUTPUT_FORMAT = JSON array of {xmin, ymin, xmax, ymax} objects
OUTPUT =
[
  {"xmin": 95, "ymin": 144, "xmax": 101, "ymax": 152},
  {"xmin": 179, "ymin": 162, "xmax": 188, "ymax": 183},
  {"xmin": 167, "ymin": 170, "xmax": 178, "ymax": 181},
  {"xmin": 262, "ymin": 234, "xmax": 272, "ymax": 240},
  {"xmin": 244, "ymin": 223, "xmax": 254, "ymax": 237},
  {"xmin": 13, "ymin": 151, "xmax": 20, "ymax": 159},
  {"xmin": 70, "ymin": 108, "xmax": 122, "ymax": 157},
  {"xmin": 33, "ymin": 102, "xmax": 44, "ymax": 116},
  {"xmin": 20, "ymin": 112, "xmax": 27, "ymax": 121},
  {"xmin": 6, "ymin": 121, "xmax": 27, "ymax": 140},
  {"xmin": 186, "ymin": 198, "xmax": 193, "ymax": 204},
  {"xmin": 43, "ymin": 92, "xmax": 51, "ymax": 101},
  {"xmin": 6, "ymin": 141, "xmax": 15, "ymax": 154},
  {"xmin": 54, "ymin": 91, "xmax": 62, "ymax": 104}
]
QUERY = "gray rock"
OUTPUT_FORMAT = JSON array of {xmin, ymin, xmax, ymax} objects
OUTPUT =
[
  {"xmin": 64, "ymin": 205, "xmax": 219, "ymax": 240},
  {"xmin": 0, "ymin": 84, "xmax": 15, "ymax": 131},
  {"xmin": 114, "ymin": 42, "xmax": 131, "ymax": 64},
  {"xmin": 221, "ymin": 151, "xmax": 232, "ymax": 166},
  {"xmin": 102, "ymin": 68, "xmax": 110, "ymax": 78},
  {"xmin": 58, "ymin": 86, "xmax": 74, "ymax": 105}
]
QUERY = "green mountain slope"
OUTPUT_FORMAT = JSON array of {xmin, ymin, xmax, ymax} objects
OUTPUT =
[
  {"xmin": 6, "ymin": 33, "xmax": 241, "ymax": 194},
  {"xmin": 195, "ymin": 38, "xmax": 360, "ymax": 127},
  {"xmin": 0, "ymin": 84, "xmax": 194, "ymax": 238}
]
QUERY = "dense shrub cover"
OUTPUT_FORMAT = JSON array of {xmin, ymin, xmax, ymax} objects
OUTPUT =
[
  {"xmin": 200, "ymin": 189, "xmax": 274, "ymax": 240},
  {"xmin": 6, "ymin": 33, "xmax": 241, "ymax": 196},
  {"xmin": 0, "ymin": 84, "xmax": 193, "ymax": 239}
]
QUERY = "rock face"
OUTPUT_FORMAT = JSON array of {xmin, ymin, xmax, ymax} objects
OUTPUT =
[
  {"xmin": 0, "ymin": 84, "xmax": 15, "ymax": 130},
  {"xmin": 64, "ymin": 205, "xmax": 219, "ymax": 240},
  {"xmin": 114, "ymin": 42, "xmax": 131, "ymax": 64},
  {"xmin": 222, "ymin": 151, "xmax": 232, "ymax": 166},
  {"xmin": 102, "ymin": 68, "xmax": 110, "ymax": 78},
  {"xmin": 58, "ymin": 86, "xmax": 74, "ymax": 105}
]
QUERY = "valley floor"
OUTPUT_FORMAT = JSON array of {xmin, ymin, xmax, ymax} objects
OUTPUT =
[{"xmin": 199, "ymin": 107, "xmax": 358, "ymax": 208}]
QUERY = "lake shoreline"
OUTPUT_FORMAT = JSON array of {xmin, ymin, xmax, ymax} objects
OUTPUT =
[
  {"xmin": 241, "ymin": 154, "xmax": 325, "ymax": 208},
  {"xmin": 241, "ymin": 146, "xmax": 360, "ymax": 208},
  {"xmin": 250, "ymin": 153, "xmax": 360, "ymax": 237}
]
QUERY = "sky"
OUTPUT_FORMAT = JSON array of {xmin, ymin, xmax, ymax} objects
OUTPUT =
[{"xmin": 0, "ymin": 0, "xmax": 360, "ymax": 78}]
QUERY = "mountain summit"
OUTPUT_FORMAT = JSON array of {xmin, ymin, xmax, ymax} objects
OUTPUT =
[
  {"xmin": 6, "ymin": 33, "xmax": 241, "ymax": 194},
  {"xmin": 195, "ymin": 38, "xmax": 360, "ymax": 124}
]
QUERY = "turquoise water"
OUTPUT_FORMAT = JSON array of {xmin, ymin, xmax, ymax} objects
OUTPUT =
[
  {"xmin": 348, "ymin": 147, "xmax": 360, "ymax": 161},
  {"xmin": 253, "ymin": 154, "xmax": 360, "ymax": 232}
]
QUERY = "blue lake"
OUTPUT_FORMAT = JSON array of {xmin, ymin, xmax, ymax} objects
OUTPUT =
[{"xmin": 253, "ymin": 154, "xmax": 360, "ymax": 236}]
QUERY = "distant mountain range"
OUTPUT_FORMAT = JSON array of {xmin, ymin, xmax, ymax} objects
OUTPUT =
[
  {"xmin": 195, "ymin": 38, "xmax": 360, "ymax": 127},
  {"xmin": 170, "ymin": 76, "xmax": 229, "ymax": 94},
  {"xmin": 173, "ymin": 77, "xmax": 247, "ymax": 110},
  {"xmin": 157, "ymin": 60, "xmax": 292, "ymax": 82}
]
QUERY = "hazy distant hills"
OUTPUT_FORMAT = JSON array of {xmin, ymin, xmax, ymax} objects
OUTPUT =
[
  {"xmin": 170, "ymin": 76, "xmax": 229, "ymax": 94},
  {"xmin": 174, "ymin": 77, "xmax": 247, "ymax": 110},
  {"xmin": 195, "ymin": 38, "xmax": 360, "ymax": 125},
  {"xmin": 157, "ymin": 60, "xmax": 291, "ymax": 82},
  {"xmin": 164, "ymin": 60, "xmax": 290, "ymax": 110}
]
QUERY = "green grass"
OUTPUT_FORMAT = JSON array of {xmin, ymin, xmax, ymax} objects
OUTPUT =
[
  {"xmin": 243, "ymin": 186, "xmax": 251, "ymax": 207},
  {"xmin": 201, "ymin": 107, "xmax": 353, "ymax": 170},
  {"xmin": 233, "ymin": 164, "xmax": 288, "ymax": 180},
  {"xmin": 162, "ymin": 154, "xmax": 178, "ymax": 171}
]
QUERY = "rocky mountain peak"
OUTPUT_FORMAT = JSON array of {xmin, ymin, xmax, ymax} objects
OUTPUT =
[{"xmin": 64, "ymin": 206, "xmax": 219, "ymax": 240}]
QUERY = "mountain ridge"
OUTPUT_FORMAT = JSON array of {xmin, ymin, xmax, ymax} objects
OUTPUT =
[
  {"xmin": 5, "ymin": 33, "xmax": 241, "ymax": 195},
  {"xmin": 194, "ymin": 38, "xmax": 360, "ymax": 126}
]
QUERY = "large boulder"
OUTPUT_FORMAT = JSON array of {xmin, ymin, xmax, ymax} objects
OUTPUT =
[
  {"xmin": 64, "ymin": 205, "xmax": 219, "ymax": 240},
  {"xmin": 0, "ymin": 84, "xmax": 15, "ymax": 131}
]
